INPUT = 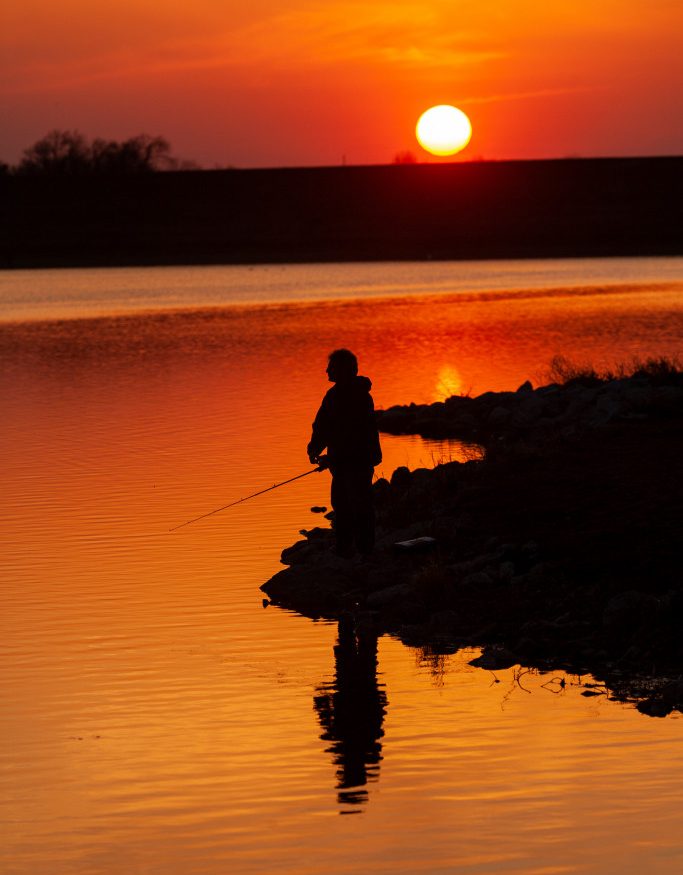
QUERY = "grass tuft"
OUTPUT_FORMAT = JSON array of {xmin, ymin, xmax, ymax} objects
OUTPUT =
[{"xmin": 545, "ymin": 354, "xmax": 682, "ymax": 388}]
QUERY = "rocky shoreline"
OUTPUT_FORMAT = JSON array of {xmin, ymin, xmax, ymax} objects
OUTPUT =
[{"xmin": 261, "ymin": 362, "xmax": 683, "ymax": 717}]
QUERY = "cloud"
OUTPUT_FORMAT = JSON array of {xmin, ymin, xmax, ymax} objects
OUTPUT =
[
  {"xmin": 460, "ymin": 86, "xmax": 605, "ymax": 106},
  {"xmin": 5, "ymin": 0, "xmax": 680, "ymax": 100},
  {"xmin": 226, "ymin": 3, "xmax": 504, "ymax": 68},
  {"xmin": 1, "ymin": 1, "xmax": 503, "ymax": 95}
]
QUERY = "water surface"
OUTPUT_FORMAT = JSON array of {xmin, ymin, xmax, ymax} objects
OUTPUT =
[
  {"xmin": 2, "ymin": 259, "xmax": 683, "ymax": 874},
  {"xmin": 2, "ymin": 256, "xmax": 683, "ymax": 322}
]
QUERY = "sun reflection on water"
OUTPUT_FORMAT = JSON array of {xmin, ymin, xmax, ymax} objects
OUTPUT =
[{"xmin": 434, "ymin": 363, "xmax": 465, "ymax": 401}]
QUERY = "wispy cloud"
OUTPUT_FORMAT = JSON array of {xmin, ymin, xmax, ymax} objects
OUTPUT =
[
  {"xmin": 459, "ymin": 85, "xmax": 606, "ymax": 106},
  {"xmin": 226, "ymin": 3, "xmax": 505, "ymax": 68},
  {"xmin": 1, "ymin": 1, "xmax": 503, "ymax": 95}
]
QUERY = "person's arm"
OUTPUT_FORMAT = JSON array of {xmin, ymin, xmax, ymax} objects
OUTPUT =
[
  {"xmin": 367, "ymin": 394, "xmax": 382, "ymax": 466},
  {"xmin": 307, "ymin": 401, "xmax": 329, "ymax": 463}
]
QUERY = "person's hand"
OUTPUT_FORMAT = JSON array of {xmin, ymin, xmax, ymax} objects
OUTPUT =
[{"xmin": 315, "ymin": 454, "xmax": 330, "ymax": 470}]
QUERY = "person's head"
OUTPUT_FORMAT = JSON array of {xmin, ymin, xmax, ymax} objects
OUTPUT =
[{"xmin": 326, "ymin": 348, "xmax": 358, "ymax": 383}]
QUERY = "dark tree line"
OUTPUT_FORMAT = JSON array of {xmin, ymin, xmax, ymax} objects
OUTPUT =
[{"xmin": 2, "ymin": 130, "xmax": 197, "ymax": 175}]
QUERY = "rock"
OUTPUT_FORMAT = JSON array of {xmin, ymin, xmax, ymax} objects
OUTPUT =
[
  {"xmin": 281, "ymin": 538, "xmax": 352, "ymax": 571},
  {"xmin": 433, "ymin": 515, "xmax": 458, "ymax": 544},
  {"xmin": 391, "ymin": 466, "xmax": 412, "ymax": 489},
  {"xmin": 512, "ymin": 396, "xmax": 544, "ymax": 426},
  {"xmin": 477, "ymin": 390, "xmax": 516, "ymax": 409},
  {"xmin": 651, "ymin": 386, "xmax": 683, "ymax": 415},
  {"xmin": 555, "ymin": 388, "xmax": 598, "ymax": 424},
  {"xmin": 375, "ymin": 522, "xmax": 431, "ymax": 550},
  {"xmin": 661, "ymin": 679, "xmax": 683, "ymax": 705},
  {"xmin": 405, "ymin": 480, "xmax": 433, "ymax": 502},
  {"xmin": 430, "ymin": 609, "xmax": 459, "ymax": 632},
  {"xmin": 414, "ymin": 417, "xmax": 453, "ymax": 438},
  {"xmin": 516, "ymin": 380, "xmax": 534, "ymax": 394},
  {"xmin": 261, "ymin": 565, "xmax": 354, "ymax": 614},
  {"xmin": 462, "ymin": 571, "xmax": 493, "ymax": 588},
  {"xmin": 376, "ymin": 407, "xmax": 418, "ymax": 433},
  {"xmin": 411, "ymin": 467, "xmax": 433, "ymax": 487},
  {"xmin": 602, "ymin": 591, "xmax": 659, "ymax": 639},
  {"xmin": 618, "ymin": 385, "xmax": 656, "ymax": 413},
  {"xmin": 589, "ymin": 394, "xmax": 622, "ymax": 427},
  {"xmin": 444, "ymin": 395, "xmax": 471, "ymax": 412},
  {"xmin": 450, "ymin": 552, "xmax": 499, "ymax": 580},
  {"xmin": 393, "ymin": 536, "xmax": 437, "ymax": 553},
  {"xmin": 365, "ymin": 564, "xmax": 401, "ymax": 593},
  {"xmin": 637, "ymin": 698, "xmax": 674, "ymax": 718},
  {"xmin": 280, "ymin": 539, "xmax": 319, "ymax": 565},
  {"xmin": 488, "ymin": 406, "xmax": 511, "ymax": 427},
  {"xmin": 382, "ymin": 598, "xmax": 430, "ymax": 625},
  {"xmin": 498, "ymin": 561, "xmax": 516, "ymax": 582},
  {"xmin": 300, "ymin": 526, "xmax": 332, "ymax": 540},
  {"xmin": 512, "ymin": 637, "xmax": 541, "ymax": 658},
  {"xmin": 469, "ymin": 646, "xmax": 519, "ymax": 670},
  {"xmin": 367, "ymin": 583, "xmax": 412, "ymax": 608},
  {"xmin": 372, "ymin": 478, "xmax": 392, "ymax": 505}
]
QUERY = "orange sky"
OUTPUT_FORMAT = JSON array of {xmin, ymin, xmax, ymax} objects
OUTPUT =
[{"xmin": 2, "ymin": 0, "xmax": 682, "ymax": 168}]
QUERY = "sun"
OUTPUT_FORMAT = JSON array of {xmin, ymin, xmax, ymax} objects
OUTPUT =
[{"xmin": 416, "ymin": 105, "xmax": 472, "ymax": 157}]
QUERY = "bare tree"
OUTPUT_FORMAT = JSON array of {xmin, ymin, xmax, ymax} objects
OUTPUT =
[
  {"xmin": 18, "ymin": 130, "xmax": 90, "ymax": 175},
  {"xmin": 17, "ymin": 130, "xmax": 182, "ymax": 174},
  {"xmin": 392, "ymin": 150, "xmax": 419, "ymax": 165}
]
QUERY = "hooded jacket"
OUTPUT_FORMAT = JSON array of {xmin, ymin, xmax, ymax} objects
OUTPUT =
[{"xmin": 308, "ymin": 375, "xmax": 382, "ymax": 468}]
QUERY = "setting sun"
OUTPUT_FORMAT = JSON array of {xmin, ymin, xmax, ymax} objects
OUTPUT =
[{"xmin": 416, "ymin": 105, "xmax": 472, "ymax": 157}]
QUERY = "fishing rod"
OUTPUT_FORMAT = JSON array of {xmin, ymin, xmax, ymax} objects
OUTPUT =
[{"xmin": 169, "ymin": 460, "xmax": 327, "ymax": 532}]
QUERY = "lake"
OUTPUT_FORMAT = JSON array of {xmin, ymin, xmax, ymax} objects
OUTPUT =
[{"xmin": 2, "ymin": 258, "xmax": 683, "ymax": 874}]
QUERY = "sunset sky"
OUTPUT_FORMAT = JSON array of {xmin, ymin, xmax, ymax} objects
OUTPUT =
[{"xmin": 2, "ymin": 0, "xmax": 682, "ymax": 168}]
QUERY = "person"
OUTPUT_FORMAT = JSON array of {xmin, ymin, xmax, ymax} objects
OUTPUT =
[{"xmin": 307, "ymin": 349, "xmax": 382, "ymax": 557}]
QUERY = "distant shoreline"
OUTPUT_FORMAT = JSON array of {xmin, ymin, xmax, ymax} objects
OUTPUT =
[
  {"xmin": 2, "ymin": 261, "xmax": 682, "ymax": 327},
  {"xmin": 2, "ymin": 156, "xmax": 682, "ymax": 270}
]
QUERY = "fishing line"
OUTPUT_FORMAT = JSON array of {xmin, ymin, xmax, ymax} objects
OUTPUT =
[{"xmin": 169, "ymin": 464, "xmax": 324, "ymax": 532}]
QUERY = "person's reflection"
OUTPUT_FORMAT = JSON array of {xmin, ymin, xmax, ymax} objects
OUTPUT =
[{"xmin": 313, "ymin": 612, "xmax": 388, "ymax": 811}]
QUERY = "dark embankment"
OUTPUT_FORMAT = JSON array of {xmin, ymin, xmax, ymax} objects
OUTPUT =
[
  {"xmin": 2, "ymin": 156, "xmax": 682, "ymax": 268},
  {"xmin": 262, "ymin": 365, "xmax": 683, "ymax": 715}
]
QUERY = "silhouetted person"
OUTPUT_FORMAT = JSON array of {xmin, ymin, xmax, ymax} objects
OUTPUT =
[
  {"xmin": 307, "ymin": 349, "xmax": 382, "ymax": 557},
  {"xmin": 313, "ymin": 613, "xmax": 387, "ymax": 809}
]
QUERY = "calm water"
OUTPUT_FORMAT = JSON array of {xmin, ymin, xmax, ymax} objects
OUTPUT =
[{"xmin": 2, "ymin": 259, "xmax": 683, "ymax": 874}]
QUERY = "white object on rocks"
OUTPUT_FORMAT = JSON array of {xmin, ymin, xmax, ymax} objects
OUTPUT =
[{"xmin": 393, "ymin": 536, "xmax": 437, "ymax": 553}]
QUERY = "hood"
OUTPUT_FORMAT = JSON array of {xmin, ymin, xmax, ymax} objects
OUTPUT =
[{"xmin": 332, "ymin": 374, "xmax": 372, "ymax": 395}]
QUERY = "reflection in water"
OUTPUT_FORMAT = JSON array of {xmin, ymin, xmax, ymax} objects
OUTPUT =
[
  {"xmin": 314, "ymin": 613, "xmax": 387, "ymax": 812},
  {"xmin": 414, "ymin": 639, "xmax": 461, "ymax": 688}
]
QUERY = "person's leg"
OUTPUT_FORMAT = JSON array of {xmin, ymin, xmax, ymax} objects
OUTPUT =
[
  {"xmin": 331, "ymin": 469, "xmax": 354, "ymax": 555},
  {"xmin": 349, "ymin": 465, "xmax": 375, "ymax": 555}
]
